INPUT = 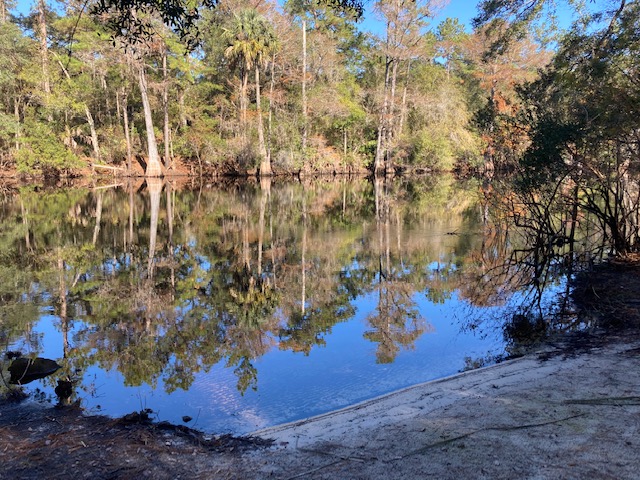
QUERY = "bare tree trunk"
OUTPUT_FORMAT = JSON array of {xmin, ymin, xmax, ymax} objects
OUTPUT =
[
  {"xmin": 256, "ymin": 66, "xmax": 270, "ymax": 175},
  {"xmin": 14, "ymin": 97, "xmax": 20, "ymax": 150},
  {"xmin": 398, "ymin": 60, "xmax": 411, "ymax": 139},
  {"xmin": 85, "ymin": 105, "xmax": 100, "ymax": 161},
  {"xmin": 267, "ymin": 55, "xmax": 276, "ymax": 162},
  {"xmin": 138, "ymin": 65, "xmax": 163, "ymax": 177},
  {"xmin": 37, "ymin": 0, "xmax": 50, "ymax": 96},
  {"xmin": 343, "ymin": 127, "xmax": 347, "ymax": 156},
  {"xmin": 302, "ymin": 19, "xmax": 308, "ymax": 155},
  {"xmin": 178, "ymin": 89, "xmax": 187, "ymax": 128},
  {"xmin": 385, "ymin": 59, "xmax": 399, "ymax": 174},
  {"xmin": 1, "ymin": 0, "xmax": 7, "ymax": 24},
  {"xmin": 240, "ymin": 68, "xmax": 249, "ymax": 140},
  {"xmin": 162, "ymin": 49, "xmax": 171, "ymax": 170},
  {"xmin": 375, "ymin": 57, "xmax": 392, "ymax": 175},
  {"xmin": 120, "ymin": 88, "xmax": 133, "ymax": 173}
]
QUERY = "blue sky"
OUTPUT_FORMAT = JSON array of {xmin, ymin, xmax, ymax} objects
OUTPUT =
[
  {"xmin": 11, "ymin": 0, "xmax": 580, "ymax": 34},
  {"xmin": 435, "ymin": 0, "xmax": 480, "ymax": 28},
  {"xmin": 358, "ymin": 0, "xmax": 480, "ymax": 35},
  {"xmin": 13, "ymin": 0, "xmax": 481, "ymax": 27}
]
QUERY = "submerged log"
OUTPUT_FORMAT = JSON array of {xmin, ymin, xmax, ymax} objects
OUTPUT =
[{"xmin": 8, "ymin": 357, "xmax": 61, "ymax": 385}]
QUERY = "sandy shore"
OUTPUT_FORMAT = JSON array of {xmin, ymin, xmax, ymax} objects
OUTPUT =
[{"xmin": 2, "ymin": 331, "xmax": 640, "ymax": 479}]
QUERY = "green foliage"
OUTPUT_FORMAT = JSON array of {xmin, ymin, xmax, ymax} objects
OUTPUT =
[
  {"xmin": 0, "ymin": 112, "xmax": 18, "ymax": 152},
  {"xmin": 409, "ymin": 130, "xmax": 453, "ymax": 171},
  {"xmin": 15, "ymin": 120, "xmax": 82, "ymax": 175}
]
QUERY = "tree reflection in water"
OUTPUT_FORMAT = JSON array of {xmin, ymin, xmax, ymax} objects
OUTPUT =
[
  {"xmin": 365, "ymin": 178, "xmax": 430, "ymax": 364},
  {"xmin": 0, "ymin": 174, "xmax": 611, "ymax": 427}
]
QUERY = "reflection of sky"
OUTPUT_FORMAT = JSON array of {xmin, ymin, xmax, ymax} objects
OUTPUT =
[{"xmin": 22, "ymin": 287, "xmax": 506, "ymax": 435}]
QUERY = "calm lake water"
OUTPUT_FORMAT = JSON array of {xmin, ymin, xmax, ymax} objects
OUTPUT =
[{"xmin": 0, "ymin": 176, "xmax": 568, "ymax": 434}]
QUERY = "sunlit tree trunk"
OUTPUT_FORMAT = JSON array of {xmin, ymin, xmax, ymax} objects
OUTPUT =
[
  {"xmin": 267, "ymin": 55, "xmax": 276, "ymax": 162},
  {"xmin": 14, "ymin": 97, "xmax": 20, "ymax": 150},
  {"xmin": 85, "ymin": 106, "xmax": 100, "ymax": 161},
  {"xmin": 256, "ymin": 66, "xmax": 270, "ymax": 175},
  {"xmin": 37, "ymin": 0, "xmax": 50, "ymax": 96},
  {"xmin": 240, "ymin": 67, "xmax": 249, "ymax": 139},
  {"xmin": 138, "ymin": 66, "xmax": 163, "ymax": 177},
  {"xmin": 343, "ymin": 127, "xmax": 347, "ymax": 156},
  {"xmin": 178, "ymin": 88, "xmax": 187, "ymax": 128},
  {"xmin": 162, "ymin": 49, "xmax": 171, "ymax": 170},
  {"xmin": 0, "ymin": 0, "xmax": 7, "ymax": 23},
  {"xmin": 119, "ymin": 88, "xmax": 133, "ymax": 173},
  {"xmin": 375, "ymin": 56, "xmax": 392, "ymax": 175},
  {"xmin": 301, "ymin": 19, "xmax": 308, "ymax": 155},
  {"xmin": 386, "ymin": 59, "xmax": 400, "ymax": 173},
  {"xmin": 398, "ymin": 60, "xmax": 411, "ymax": 139}
]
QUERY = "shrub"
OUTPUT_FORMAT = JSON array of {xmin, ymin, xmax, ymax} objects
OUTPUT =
[{"xmin": 15, "ymin": 121, "xmax": 82, "ymax": 176}]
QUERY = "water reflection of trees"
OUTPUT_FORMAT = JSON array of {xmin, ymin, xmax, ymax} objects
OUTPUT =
[
  {"xmin": 0, "ymin": 175, "xmax": 594, "ymax": 399},
  {"xmin": 364, "ymin": 178, "xmax": 430, "ymax": 364},
  {"xmin": 458, "ymin": 169, "xmax": 631, "ymax": 356}
]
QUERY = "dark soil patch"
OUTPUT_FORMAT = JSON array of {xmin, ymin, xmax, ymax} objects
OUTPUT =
[
  {"xmin": 0, "ymin": 400, "xmax": 272, "ymax": 480},
  {"xmin": 571, "ymin": 255, "xmax": 640, "ymax": 329}
]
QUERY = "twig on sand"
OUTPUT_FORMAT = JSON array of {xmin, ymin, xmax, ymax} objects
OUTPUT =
[
  {"xmin": 286, "ymin": 459, "xmax": 345, "ymax": 479},
  {"xmin": 298, "ymin": 447, "xmax": 369, "ymax": 462},
  {"xmin": 564, "ymin": 396, "xmax": 640, "ymax": 406},
  {"xmin": 284, "ymin": 447, "xmax": 372, "ymax": 479},
  {"xmin": 400, "ymin": 413, "xmax": 586, "ymax": 459}
]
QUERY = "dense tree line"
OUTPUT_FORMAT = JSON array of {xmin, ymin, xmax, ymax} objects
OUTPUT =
[{"xmin": 0, "ymin": 0, "xmax": 552, "ymax": 178}]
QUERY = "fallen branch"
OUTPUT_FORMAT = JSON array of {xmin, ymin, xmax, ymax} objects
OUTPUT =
[
  {"xmin": 400, "ymin": 413, "xmax": 586, "ymax": 459},
  {"xmin": 298, "ymin": 447, "xmax": 370, "ymax": 463},
  {"xmin": 93, "ymin": 183, "xmax": 124, "ymax": 191},
  {"xmin": 92, "ymin": 164, "xmax": 127, "ymax": 171},
  {"xmin": 286, "ymin": 459, "xmax": 345, "ymax": 480},
  {"xmin": 563, "ymin": 396, "xmax": 640, "ymax": 406}
]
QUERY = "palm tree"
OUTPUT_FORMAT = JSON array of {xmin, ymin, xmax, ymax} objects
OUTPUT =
[{"xmin": 223, "ymin": 8, "xmax": 278, "ymax": 175}]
